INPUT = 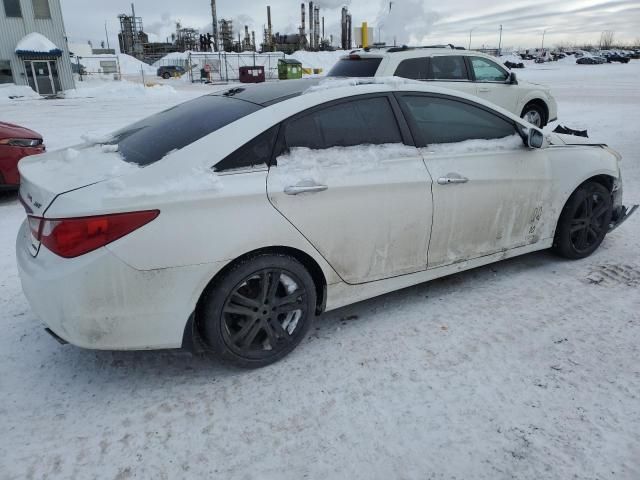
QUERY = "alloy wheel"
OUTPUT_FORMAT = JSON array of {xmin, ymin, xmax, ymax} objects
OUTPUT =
[
  {"xmin": 569, "ymin": 191, "xmax": 609, "ymax": 253},
  {"xmin": 524, "ymin": 110, "xmax": 542, "ymax": 127},
  {"xmin": 221, "ymin": 268, "xmax": 308, "ymax": 360}
]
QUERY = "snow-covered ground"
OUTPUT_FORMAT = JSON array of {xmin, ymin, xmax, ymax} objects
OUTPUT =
[{"xmin": 1, "ymin": 59, "xmax": 639, "ymax": 479}]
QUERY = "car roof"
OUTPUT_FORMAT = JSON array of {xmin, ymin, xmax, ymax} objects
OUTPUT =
[
  {"xmin": 210, "ymin": 78, "xmax": 322, "ymax": 106},
  {"xmin": 342, "ymin": 47, "xmax": 486, "ymax": 60}
]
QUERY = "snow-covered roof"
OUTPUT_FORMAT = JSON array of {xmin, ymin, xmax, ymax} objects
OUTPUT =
[{"xmin": 15, "ymin": 32, "xmax": 62, "ymax": 57}]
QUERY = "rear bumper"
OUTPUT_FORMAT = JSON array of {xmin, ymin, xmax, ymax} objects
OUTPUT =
[{"xmin": 16, "ymin": 221, "xmax": 219, "ymax": 350}]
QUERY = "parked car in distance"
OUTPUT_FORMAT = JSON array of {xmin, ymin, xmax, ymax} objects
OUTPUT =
[
  {"xmin": 157, "ymin": 65, "xmax": 186, "ymax": 79},
  {"xmin": 17, "ymin": 79, "xmax": 636, "ymax": 368},
  {"xmin": 603, "ymin": 52, "xmax": 631, "ymax": 63},
  {"xmin": 0, "ymin": 121, "xmax": 45, "ymax": 190},
  {"xmin": 577, "ymin": 56, "xmax": 607, "ymax": 65},
  {"xmin": 326, "ymin": 46, "xmax": 558, "ymax": 127}
]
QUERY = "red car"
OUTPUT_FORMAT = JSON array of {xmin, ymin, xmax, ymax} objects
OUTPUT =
[{"xmin": 0, "ymin": 121, "xmax": 45, "ymax": 190}]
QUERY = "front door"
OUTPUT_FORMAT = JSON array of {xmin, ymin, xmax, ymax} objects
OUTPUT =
[
  {"xmin": 24, "ymin": 60, "xmax": 58, "ymax": 95},
  {"xmin": 396, "ymin": 93, "xmax": 552, "ymax": 268},
  {"xmin": 468, "ymin": 56, "xmax": 520, "ymax": 114},
  {"xmin": 267, "ymin": 95, "xmax": 434, "ymax": 284}
]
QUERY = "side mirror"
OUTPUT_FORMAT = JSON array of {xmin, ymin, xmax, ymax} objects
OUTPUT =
[
  {"xmin": 528, "ymin": 128, "xmax": 548, "ymax": 149},
  {"xmin": 508, "ymin": 71, "xmax": 518, "ymax": 84}
]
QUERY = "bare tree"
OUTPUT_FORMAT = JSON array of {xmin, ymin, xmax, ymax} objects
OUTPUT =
[{"xmin": 600, "ymin": 31, "xmax": 615, "ymax": 49}]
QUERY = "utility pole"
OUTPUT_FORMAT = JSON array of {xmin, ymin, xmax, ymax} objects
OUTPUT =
[
  {"xmin": 541, "ymin": 28, "xmax": 547, "ymax": 51},
  {"xmin": 211, "ymin": 0, "xmax": 219, "ymax": 52},
  {"xmin": 498, "ymin": 24, "xmax": 503, "ymax": 56},
  {"xmin": 468, "ymin": 28, "xmax": 475, "ymax": 50}
]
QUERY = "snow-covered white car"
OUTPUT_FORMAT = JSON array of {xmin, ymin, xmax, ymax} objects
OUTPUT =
[
  {"xmin": 327, "ymin": 47, "xmax": 558, "ymax": 127},
  {"xmin": 16, "ymin": 79, "xmax": 636, "ymax": 368}
]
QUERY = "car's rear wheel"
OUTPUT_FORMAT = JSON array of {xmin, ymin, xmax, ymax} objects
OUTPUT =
[
  {"xmin": 162, "ymin": 72, "xmax": 171, "ymax": 79},
  {"xmin": 553, "ymin": 181, "xmax": 612, "ymax": 259},
  {"xmin": 198, "ymin": 254, "xmax": 316, "ymax": 368},
  {"xmin": 522, "ymin": 103, "xmax": 546, "ymax": 127}
]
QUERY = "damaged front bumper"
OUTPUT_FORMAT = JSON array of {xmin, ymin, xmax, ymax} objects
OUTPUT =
[{"xmin": 609, "ymin": 204, "xmax": 638, "ymax": 232}]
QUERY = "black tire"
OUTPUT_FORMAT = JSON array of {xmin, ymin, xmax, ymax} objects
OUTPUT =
[
  {"xmin": 162, "ymin": 72, "xmax": 171, "ymax": 79},
  {"xmin": 198, "ymin": 253, "xmax": 317, "ymax": 368},
  {"xmin": 553, "ymin": 182, "xmax": 612, "ymax": 260},
  {"xmin": 521, "ymin": 103, "xmax": 546, "ymax": 127}
]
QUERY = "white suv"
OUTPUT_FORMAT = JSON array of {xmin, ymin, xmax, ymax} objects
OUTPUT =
[{"xmin": 327, "ymin": 46, "xmax": 558, "ymax": 127}]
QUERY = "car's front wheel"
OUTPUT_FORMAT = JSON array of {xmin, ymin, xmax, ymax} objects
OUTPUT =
[
  {"xmin": 198, "ymin": 253, "xmax": 317, "ymax": 368},
  {"xmin": 162, "ymin": 72, "xmax": 171, "ymax": 79},
  {"xmin": 521, "ymin": 103, "xmax": 546, "ymax": 127},
  {"xmin": 553, "ymin": 181, "xmax": 613, "ymax": 259}
]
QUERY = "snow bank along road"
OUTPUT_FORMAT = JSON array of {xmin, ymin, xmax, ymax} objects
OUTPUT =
[{"xmin": 1, "ymin": 61, "xmax": 639, "ymax": 479}]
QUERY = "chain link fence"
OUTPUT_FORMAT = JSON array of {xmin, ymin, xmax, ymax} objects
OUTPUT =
[
  {"xmin": 72, "ymin": 56, "xmax": 122, "ymax": 81},
  {"xmin": 175, "ymin": 52, "xmax": 286, "ymax": 83}
]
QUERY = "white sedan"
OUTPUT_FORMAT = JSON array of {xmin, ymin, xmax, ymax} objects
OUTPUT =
[{"xmin": 17, "ymin": 78, "xmax": 636, "ymax": 368}]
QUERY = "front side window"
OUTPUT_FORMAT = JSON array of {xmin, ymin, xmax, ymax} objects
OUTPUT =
[
  {"xmin": 32, "ymin": 0, "xmax": 51, "ymax": 18},
  {"xmin": 103, "ymin": 95, "xmax": 261, "ymax": 166},
  {"xmin": 0, "ymin": 60, "xmax": 13, "ymax": 84},
  {"xmin": 214, "ymin": 126, "xmax": 278, "ymax": 172},
  {"xmin": 398, "ymin": 95, "xmax": 517, "ymax": 146},
  {"xmin": 471, "ymin": 57, "xmax": 509, "ymax": 82},
  {"xmin": 284, "ymin": 96, "xmax": 402, "ymax": 150},
  {"xmin": 394, "ymin": 58, "xmax": 429, "ymax": 80},
  {"xmin": 3, "ymin": 0, "xmax": 22, "ymax": 17},
  {"xmin": 429, "ymin": 56, "xmax": 469, "ymax": 81}
]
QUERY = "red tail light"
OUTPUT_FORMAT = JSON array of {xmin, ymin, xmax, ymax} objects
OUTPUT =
[{"xmin": 28, "ymin": 210, "xmax": 159, "ymax": 258}]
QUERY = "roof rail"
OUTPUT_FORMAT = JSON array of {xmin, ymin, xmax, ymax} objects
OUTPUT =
[{"xmin": 386, "ymin": 44, "xmax": 465, "ymax": 53}]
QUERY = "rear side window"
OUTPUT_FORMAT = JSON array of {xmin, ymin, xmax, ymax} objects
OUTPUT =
[
  {"xmin": 327, "ymin": 58, "xmax": 383, "ymax": 77},
  {"xmin": 429, "ymin": 56, "xmax": 469, "ymax": 80},
  {"xmin": 470, "ymin": 57, "xmax": 509, "ymax": 82},
  {"xmin": 106, "ymin": 96, "xmax": 261, "ymax": 166},
  {"xmin": 398, "ymin": 95, "xmax": 516, "ymax": 146},
  {"xmin": 214, "ymin": 126, "xmax": 278, "ymax": 172},
  {"xmin": 284, "ymin": 96, "xmax": 402, "ymax": 149},
  {"xmin": 394, "ymin": 58, "xmax": 429, "ymax": 80}
]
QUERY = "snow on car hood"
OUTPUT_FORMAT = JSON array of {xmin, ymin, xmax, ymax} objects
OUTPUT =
[{"xmin": 18, "ymin": 144, "xmax": 139, "ymax": 215}]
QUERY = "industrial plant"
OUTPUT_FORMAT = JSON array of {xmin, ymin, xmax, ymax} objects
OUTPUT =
[{"xmin": 117, "ymin": 2, "xmax": 356, "ymax": 63}]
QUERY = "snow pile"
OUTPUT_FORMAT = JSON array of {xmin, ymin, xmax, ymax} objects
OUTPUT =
[
  {"xmin": 275, "ymin": 143, "xmax": 418, "ymax": 184},
  {"xmin": 15, "ymin": 32, "xmax": 60, "ymax": 54},
  {"xmin": 105, "ymin": 166, "xmax": 223, "ymax": 198},
  {"xmin": 64, "ymin": 79, "xmax": 176, "ymax": 99},
  {"xmin": 0, "ymin": 84, "xmax": 41, "ymax": 102},
  {"xmin": 287, "ymin": 50, "xmax": 345, "ymax": 73},
  {"xmin": 305, "ymin": 76, "xmax": 422, "ymax": 94},
  {"xmin": 426, "ymin": 135, "xmax": 524, "ymax": 155}
]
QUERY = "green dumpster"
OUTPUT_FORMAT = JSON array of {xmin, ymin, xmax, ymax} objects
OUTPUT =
[{"xmin": 278, "ymin": 58, "xmax": 303, "ymax": 80}]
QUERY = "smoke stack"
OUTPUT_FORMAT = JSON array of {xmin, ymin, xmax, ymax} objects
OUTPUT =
[
  {"xmin": 267, "ymin": 5, "xmax": 272, "ymax": 51},
  {"xmin": 309, "ymin": 2, "xmax": 314, "ymax": 49},
  {"xmin": 322, "ymin": 16, "xmax": 325, "ymax": 42}
]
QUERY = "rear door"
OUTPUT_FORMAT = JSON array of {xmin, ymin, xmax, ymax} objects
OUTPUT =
[
  {"xmin": 396, "ymin": 93, "xmax": 553, "ymax": 268},
  {"xmin": 426, "ymin": 55, "xmax": 477, "ymax": 97},
  {"xmin": 267, "ymin": 94, "xmax": 433, "ymax": 284},
  {"xmin": 467, "ymin": 56, "xmax": 519, "ymax": 113}
]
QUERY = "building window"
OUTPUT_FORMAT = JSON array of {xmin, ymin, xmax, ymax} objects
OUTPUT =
[
  {"xmin": 3, "ymin": 0, "xmax": 22, "ymax": 17},
  {"xmin": 0, "ymin": 60, "xmax": 14, "ymax": 84},
  {"xmin": 32, "ymin": 0, "xmax": 51, "ymax": 18}
]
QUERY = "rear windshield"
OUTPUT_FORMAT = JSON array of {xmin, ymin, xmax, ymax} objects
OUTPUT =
[
  {"xmin": 327, "ymin": 58, "xmax": 383, "ymax": 77},
  {"xmin": 105, "ymin": 95, "xmax": 261, "ymax": 166}
]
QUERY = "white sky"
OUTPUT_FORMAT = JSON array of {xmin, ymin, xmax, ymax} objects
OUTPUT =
[{"xmin": 61, "ymin": 0, "xmax": 640, "ymax": 50}]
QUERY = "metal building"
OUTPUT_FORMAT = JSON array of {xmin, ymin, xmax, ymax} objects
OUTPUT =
[{"xmin": 0, "ymin": 0, "xmax": 74, "ymax": 95}]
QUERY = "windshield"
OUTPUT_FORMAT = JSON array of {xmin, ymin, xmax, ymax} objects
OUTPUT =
[
  {"xmin": 103, "ymin": 95, "xmax": 261, "ymax": 166},
  {"xmin": 327, "ymin": 58, "xmax": 383, "ymax": 77}
]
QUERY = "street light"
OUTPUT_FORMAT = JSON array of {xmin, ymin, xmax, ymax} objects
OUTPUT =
[
  {"xmin": 541, "ymin": 28, "xmax": 548, "ymax": 51},
  {"xmin": 469, "ymin": 27, "xmax": 476, "ymax": 50},
  {"xmin": 498, "ymin": 24, "xmax": 503, "ymax": 56}
]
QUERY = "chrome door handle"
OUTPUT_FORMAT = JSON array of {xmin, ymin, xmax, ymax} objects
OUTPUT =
[
  {"xmin": 284, "ymin": 184, "xmax": 328, "ymax": 195},
  {"xmin": 437, "ymin": 176, "xmax": 469, "ymax": 185}
]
